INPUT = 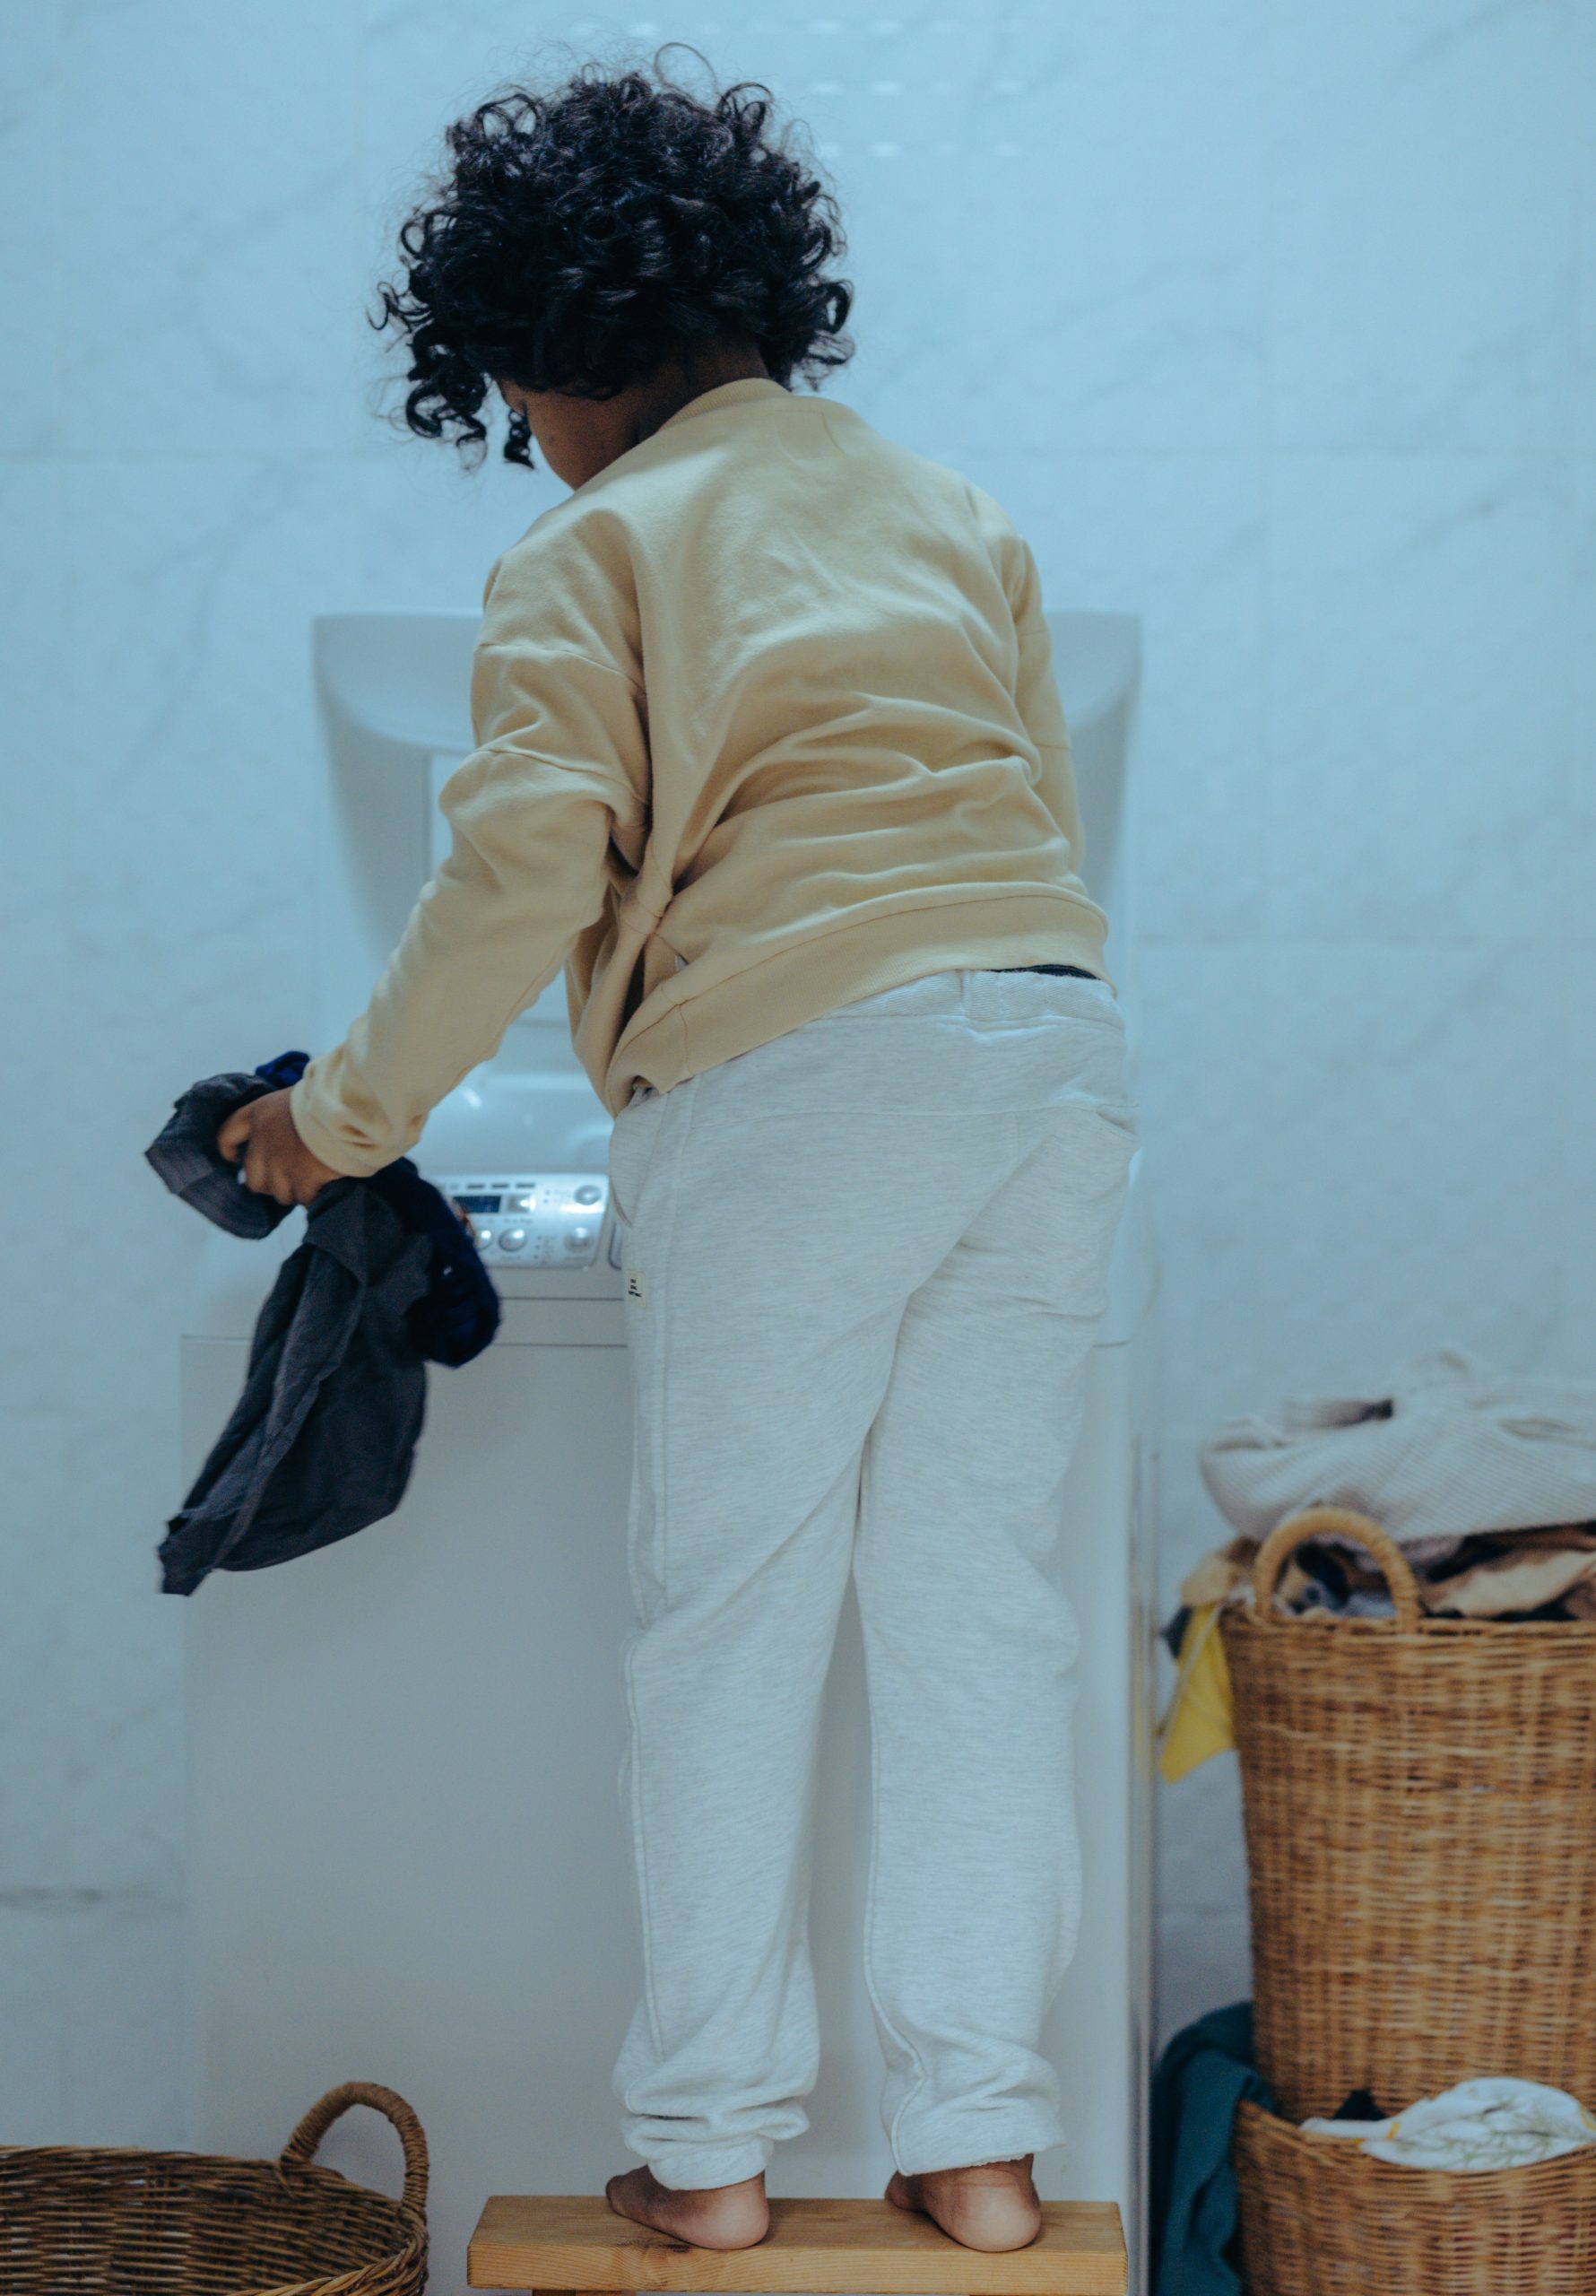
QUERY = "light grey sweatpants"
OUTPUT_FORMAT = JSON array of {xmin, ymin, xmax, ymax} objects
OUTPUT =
[{"xmin": 603, "ymin": 964, "xmax": 1141, "ymax": 2189}]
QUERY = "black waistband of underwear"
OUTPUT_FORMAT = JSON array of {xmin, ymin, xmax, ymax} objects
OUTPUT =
[{"xmin": 988, "ymin": 963, "xmax": 1101, "ymax": 980}]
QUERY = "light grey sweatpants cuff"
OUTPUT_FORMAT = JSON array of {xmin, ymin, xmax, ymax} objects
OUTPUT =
[
  {"xmin": 891, "ymin": 2116, "xmax": 1069, "ymax": 2180},
  {"xmin": 640, "ymin": 2137, "xmax": 774, "ymax": 2190}
]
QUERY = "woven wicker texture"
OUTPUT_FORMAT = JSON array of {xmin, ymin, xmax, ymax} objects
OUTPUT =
[
  {"xmin": 1220, "ymin": 1505, "xmax": 1596, "ymax": 2122},
  {"xmin": 1234, "ymin": 2096, "xmax": 1596, "ymax": 2295},
  {"xmin": 0, "ymin": 2081, "xmax": 428, "ymax": 2296}
]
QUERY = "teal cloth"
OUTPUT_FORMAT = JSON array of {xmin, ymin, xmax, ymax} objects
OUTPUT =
[{"xmin": 1149, "ymin": 2002, "xmax": 1276, "ymax": 2296}]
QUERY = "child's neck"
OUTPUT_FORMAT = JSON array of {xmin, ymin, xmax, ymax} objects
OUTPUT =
[{"xmin": 631, "ymin": 339, "xmax": 773, "ymax": 447}]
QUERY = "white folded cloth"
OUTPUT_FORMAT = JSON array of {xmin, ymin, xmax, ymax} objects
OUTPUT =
[
  {"xmin": 1200, "ymin": 1345, "xmax": 1596, "ymax": 1545},
  {"xmin": 1302, "ymin": 2076, "xmax": 1596, "ymax": 2171}
]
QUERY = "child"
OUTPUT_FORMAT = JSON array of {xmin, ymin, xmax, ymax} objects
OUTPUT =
[{"xmin": 221, "ymin": 51, "xmax": 1141, "ymax": 2257}]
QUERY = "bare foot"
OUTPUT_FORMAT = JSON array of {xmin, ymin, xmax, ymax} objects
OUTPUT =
[
  {"xmin": 886, "ymin": 2154, "xmax": 1042, "ymax": 2251},
  {"xmin": 604, "ymin": 2164, "xmax": 770, "ymax": 2250}
]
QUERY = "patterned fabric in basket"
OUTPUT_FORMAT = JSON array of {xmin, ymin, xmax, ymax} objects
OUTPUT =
[{"xmin": 1235, "ymin": 2094, "xmax": 1596, "ymax": 2296}]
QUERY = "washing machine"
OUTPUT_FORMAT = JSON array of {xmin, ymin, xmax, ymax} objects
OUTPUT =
[{"xmin": 179, "ymin": 608, "xmax": 1160, "ymax": 2292}]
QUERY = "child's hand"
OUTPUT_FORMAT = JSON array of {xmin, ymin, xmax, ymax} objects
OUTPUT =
[{"xmin": 217, "ymin": 1087, "xmax": 344, "ymax": 1208}]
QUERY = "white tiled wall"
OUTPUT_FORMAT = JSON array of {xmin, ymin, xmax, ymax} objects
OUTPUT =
[{"xmin": 2, "ymin": 0, "xmax": 1592, "ymax": 2141}]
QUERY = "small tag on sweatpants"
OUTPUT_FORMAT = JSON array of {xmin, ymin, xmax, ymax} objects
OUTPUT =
[{"xmin": 625, "ymin": 1270, "xmax": 647, "ymax": 1304}]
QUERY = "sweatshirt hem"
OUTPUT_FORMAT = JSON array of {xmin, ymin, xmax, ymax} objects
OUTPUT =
[{"xmin": 603, "ymin": 891, "xmax": 1114, "ymax": 1115}]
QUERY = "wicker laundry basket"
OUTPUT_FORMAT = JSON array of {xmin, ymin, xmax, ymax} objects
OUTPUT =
[
  {"xmin": 1233, "ymin": 2094, "xmax": 1596, "ymax": 2296},
  {"xmin": 1220, "ymin": 1504, "xmax": 1596, "ymax": 2122},
  {"xmin": 0, "ymin": 2080, "xmax": 428, "ymax": 2295}
]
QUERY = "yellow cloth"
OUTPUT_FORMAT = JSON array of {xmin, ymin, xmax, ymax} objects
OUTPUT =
[
  {"xmin": 1157, "ymin": 1603, "xmax": 1237, "ymax": 1783},
  {"xmin": 291, "ymin": 375, "xmax": 1111, "ymax": 1177}
]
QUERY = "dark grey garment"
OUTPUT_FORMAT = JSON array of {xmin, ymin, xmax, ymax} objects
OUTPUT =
[
  {"xmin": 157, "ymin": 1178, "xmax": 433, "ymax": 1596},
  {"xmin": 147, "ymin": 1061, "xmax": 500, "ymax": 1363}
]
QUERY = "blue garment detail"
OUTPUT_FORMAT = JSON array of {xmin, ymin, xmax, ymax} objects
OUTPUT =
[{"xmin": 1149, "ymin": 2002, "xmax": 1276, "ymax": 2296}]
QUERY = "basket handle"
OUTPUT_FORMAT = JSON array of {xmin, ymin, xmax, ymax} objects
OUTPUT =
[
  {"xmin": 279, "ymin": 2081, "xmax": 429, "ymax": 2221},
  {"xmin": 1251, "ymin": 1504, "xmax": 1422, "ymax": 1632}
]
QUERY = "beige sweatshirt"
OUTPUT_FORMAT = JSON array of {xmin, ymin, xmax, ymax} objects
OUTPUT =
[{"xmin": 290, "ymin": 375, "xmax": 1112, "ymax": 1178}]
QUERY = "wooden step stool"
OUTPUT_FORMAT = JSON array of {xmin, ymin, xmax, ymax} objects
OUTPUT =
[{"xmin": 468, "ymin": 2196, "xmax": 1125, "ymax": 2296}]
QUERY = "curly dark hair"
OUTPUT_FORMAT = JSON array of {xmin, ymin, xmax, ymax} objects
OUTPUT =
[{"xmin": 369, "ymin": 44, "xmax": 855, "ymax": 471}]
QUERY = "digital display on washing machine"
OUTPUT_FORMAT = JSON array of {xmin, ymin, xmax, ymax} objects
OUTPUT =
[{"xmin": 451, "ymin": 1192, "xmax": 502, "ymax": 1213}]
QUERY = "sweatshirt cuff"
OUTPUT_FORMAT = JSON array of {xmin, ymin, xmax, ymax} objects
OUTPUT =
[{"xmin": 288, "ymin": 1072, "xmax": 395, "ymax": 1181}]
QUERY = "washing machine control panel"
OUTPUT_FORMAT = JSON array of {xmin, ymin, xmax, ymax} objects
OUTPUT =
[{"xmin": 430, "ymin": 1172, "xmax": 610, "ymax": 1267}]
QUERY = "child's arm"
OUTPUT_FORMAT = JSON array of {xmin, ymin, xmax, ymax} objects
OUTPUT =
[
  {"xmin": 1002, "ymin": 534, "xmax": 1089, "ymax": 883},
  {"xmin": 280, "ymin": 627, "xmax": 648, "ymax": 1183}
]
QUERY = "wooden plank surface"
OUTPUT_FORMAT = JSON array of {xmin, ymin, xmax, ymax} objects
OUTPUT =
[{"xmin": 468, "ymin": 2195, "xmax": 1125, "ymax": 2295}]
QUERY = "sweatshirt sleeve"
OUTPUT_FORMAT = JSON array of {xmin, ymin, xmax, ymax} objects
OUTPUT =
[
  {"xmin": 999, "ymin": 532, "xmax": 1089, "ymax": 881},
  {"xmin": 289, "ymin": 573, "xmax": 649, "ymax": 1179}
]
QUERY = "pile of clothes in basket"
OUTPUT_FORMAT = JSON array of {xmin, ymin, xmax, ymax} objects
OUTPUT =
[
  {"xmin": 1150, "ymin": 2003, "xmax": 1596, "ymax": 2296},
  {"xmin": 1158, "ymin": 1344, "xmax": 1596, "ymax": 1780}
]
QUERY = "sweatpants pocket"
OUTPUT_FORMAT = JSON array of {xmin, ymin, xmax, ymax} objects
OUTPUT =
[{"xmin": 606, "ymin": 1092, "xmax": 665, "ymax": 1232}]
